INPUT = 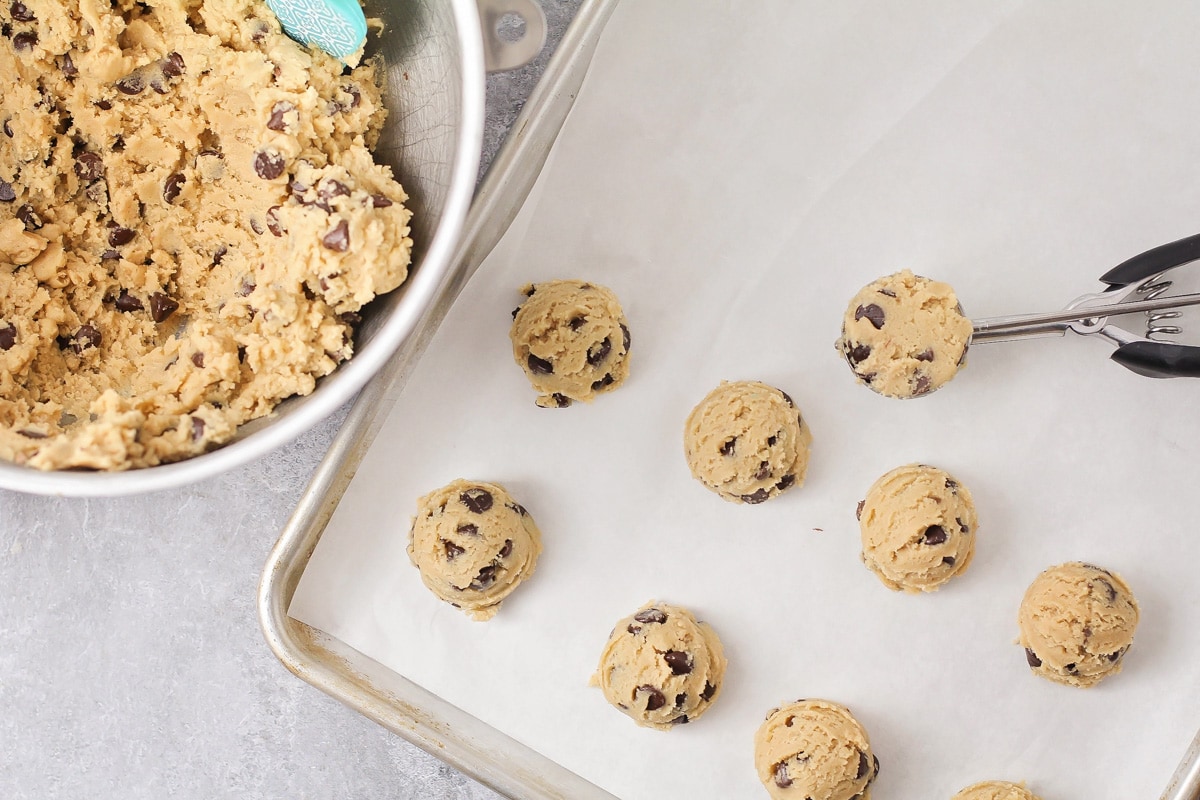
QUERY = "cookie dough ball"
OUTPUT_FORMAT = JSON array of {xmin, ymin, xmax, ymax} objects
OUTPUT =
[
  {"xmin": 510, "ymin": 280, "xmax": 631, "ymax": 407},
  {"xmin": 592, "ymin": 601, "xmax": 726, "ymax": 730},
  {"xmin": 1018, "ymin": 561, "xmax": 1138, "ymax": 688},
  {"xmin": 858, "ymin": 464, "xmax": 977, "ymax": 593},
  {"xmin": 952, "ymin": 781, "xmax": 1042, "ymax": 800},
  {"xmin": 835, "ymin": 270, "xmax": 972, "ymax": 398},
  {"xmin": 407, "ymin": 480, "xmax": 542, "ymax": 621},
  {"xmin": 754, "ymin": 699, "xmax": 880, "ymax": 800},
  {"xmin": 684, "ymin": 381, "xmax": 812, "ymax": 504}
]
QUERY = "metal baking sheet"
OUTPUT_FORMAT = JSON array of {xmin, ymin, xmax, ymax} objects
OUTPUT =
[{"xmin": 264, "ymin": 2, "xmax": 1200, "ymax": 798}]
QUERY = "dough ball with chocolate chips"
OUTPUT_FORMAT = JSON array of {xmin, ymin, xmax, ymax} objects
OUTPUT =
[
  {"xmin": 754, "ymin": 699, "xmax": 880, "ymax": 800},
  {"xmin": 858, "ymin": 464, "xmax": 977, "ymax": 593},
  {"xmin": 407, "ymin": 479, "xmax": 542, "ymax": 621},
  {"xmin": 1018, "ymin": 561, "xmax": 1139, "ymax": 688},
  {"xmin": 509, "ymin": 280, "xmax": 631, "ymax": 407},
  {"xmin": 684, "ymin": 380, "xmax": 812, "ymax": 504},
  {"xmin": 591, "ymin": 601, "xmax": 726, "ymax": 731},
  {"xmin": 952, "ymin": 781, "xmax": 1042, "ymax": 800},
  {"xmin": 835, "ymin": 269, "xmax": 972, "ymax": 398}
]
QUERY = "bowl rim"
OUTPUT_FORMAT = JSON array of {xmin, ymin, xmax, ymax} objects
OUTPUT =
[{"xmin": 0, "ymin": 0, "xmax": 486, "ymax": 497}]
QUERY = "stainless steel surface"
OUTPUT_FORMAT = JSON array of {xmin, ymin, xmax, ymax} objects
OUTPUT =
[
  {"xmin": 259, "ymin": 1, "xmax": 620, "ymax": 797},
  {"xmin": 478, "ymin": 0, "xmax": 548, "ymax": 72},
  {"xmin": 0, "ymin": 0, "xmax": 485, "ymax": 497},
  {"xmin": 1162, "ymin": 729, "xmax": 1200, "ymax": 800},
  {"xmin": 971, "ymin": 289, "xmax": 1200, "ymax": 343}
]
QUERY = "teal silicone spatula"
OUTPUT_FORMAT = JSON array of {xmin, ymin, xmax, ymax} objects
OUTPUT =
[{"xmin": 265, "ymin": 0, "xmax": 367, "ymax": 63}]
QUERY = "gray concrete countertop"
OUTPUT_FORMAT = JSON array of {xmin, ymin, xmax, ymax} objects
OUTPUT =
[{"xmin": 0, "ymin": 2, "xmax": 582, "ymax": 797}]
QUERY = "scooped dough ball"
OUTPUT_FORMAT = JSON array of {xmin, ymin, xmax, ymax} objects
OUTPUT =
[
  {"xmin": 835, "ymin": 270, "xmax": 972, "ymax": 398},
  {"xmin": 858, "ymin": 464, "xmax": 977, "ymax": 593},
  {"xmin": 592, "ymin": 601, "xmax": 726, "ymax": 730},
  {"xmin": 1018, "ymin": 561, "xmax": 1139, "ymax": 687},
  {"xmin": 684, "ymin": 380, "xmax": 812, "ymax": 504},
  {"xmin": 952, "ymin": 781, "xmax": 1042, "ymax": 800},
  {"xmin": 510, "ymin": 280, "xmax": 631, "ymax": 407},
  {"xmin": 754, "ymin": 699, "xmax": 880, "ymax": 800},
  {"xmin": 408, "ymin": 479, "xmax": 542, "ymax": 621}
]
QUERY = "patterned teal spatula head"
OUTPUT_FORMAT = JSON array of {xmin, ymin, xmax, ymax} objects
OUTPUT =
[{"xmin": 265, "ymin": 0, "xmax": 367, "ymax": 63}]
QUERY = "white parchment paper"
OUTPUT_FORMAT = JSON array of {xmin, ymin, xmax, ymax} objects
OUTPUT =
[{"xmin": 290, "ymin": 2, "xmax": 1200, "ymax": 797}]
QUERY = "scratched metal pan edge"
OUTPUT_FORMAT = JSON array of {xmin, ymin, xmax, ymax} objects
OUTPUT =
[{"xmin": 258, "ymin": 1, "xmax": 621, "ymax": 798}]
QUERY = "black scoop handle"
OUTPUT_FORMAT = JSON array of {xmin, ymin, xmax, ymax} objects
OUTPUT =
[
  {"xmin": 1100, "ymin": 232, "xmax": 1200, "ymax": 287},
  {"xmin": 1111, "ymin": 340, "xmax": 1200, "ymax": 378}
]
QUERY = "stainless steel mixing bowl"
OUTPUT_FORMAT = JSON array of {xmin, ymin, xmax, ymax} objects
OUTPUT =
[{"xmin": 0, "ymin": 0, "xmax": 491, "ymax": 496}]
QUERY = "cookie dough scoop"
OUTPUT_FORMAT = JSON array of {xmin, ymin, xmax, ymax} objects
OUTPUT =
[
  {"xmin": 952, "ymin": 781, "xmax": 1042, "ymax": 800},
  {"xmin": 754, "ymin": 699, "xmax": 880, "ymax": 800}
]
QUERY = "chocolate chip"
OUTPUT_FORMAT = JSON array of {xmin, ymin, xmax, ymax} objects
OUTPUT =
[
  {"xmin": 775, "ymin": 473, "xmax": 796, "ymax": 491},
  {"xmin": 370, "ymin": 193, "xmax": 392, "ymax": 208},
  {"xmin": 956, "ymin": 517, "xmax": 969, "ymax": 533},
  {"xmin": 741, "ymin": 488, "xmax": 770, "ymax": 504},
  {"xmin": 942, "ymin": 556, "xmax": 956, "ymax": 566},
  {"xmin": 856, "ymin": 500, "xmax": 865, "ymax": 520},
  {"xmin": 527, "ymin": 353, "xmax": 553, "ymax": 374},
  {"xmin": 16, "ymin": 203, "xmax": 41, "ymax": 229},
  {"xmin": 101, "ymin": 249, "xmax": 120, "ymax": 260},
  {"xmin": 1025, "ymin": 647, "xmax": 1042, "ymax": 668},
  {"xmin": 191, "ymin": 416, "xmax": 205, "ymax": 441},
  {"xmin": 251, "ymin": 21, "xmax": 269, "ymax": 42},
  {"xmin": 497, "ymin": 539, "xmax": 513, "ymax": 559},
  {"xmin": 1065, "ymin": 662, "xmax": 1078, "ymax": 674},
  {"xmin": 456, "ymin": 523, "xmax": 479, "ymax": 536},
  {"xmin": 855, "ymin": 303, "xmax": 886, "ymax": 329},
  {"xmin": 470, "ymin": 564, "xmax": 497, "ymax": 590},
  {"xmin": 700, "ymin": 681, "xmax": 717, "ymax": 701},
  {"xmin": 846, "ymin": 342, "xmax": 871, "ymax": 365},
  {"xmin": 671, "ymin": 714, "xmax": 689, "ymax": 725},
  {"xmin": 1095, "ymin": 578, "xmax": 1118, "ymax": 602},
  {"xmin": 773, "ymin": 763, "xmax": 792, "ymax": 789},
  {"xmin": 114, "ymin": 290, "xmax": 143, "ymax": 312},
  {"xmin": 94, "ymin": 99, "xmax": 112, "ymax": 111},
  {"xmin": 550, "ymin": 393, "xmax": 570, "ymax": 408},
  {"xmin": 250, "ymin": 217, "xmax": 264, "ymax": 235},
  {"xmin": 322, "ymin": 219, "xmax": 350, "ymax": 252},
  {"xmin": 780, "ymin": 390, "xmax": 795, "ymax": 407},
  {"xmin": 107, "ymin": 226, "xmax": 135, "ymax": 247},
  {"xmin": 568, "ymin": 315, "xmax": 586, "ymax": 331},
  {"xmin": 765, "ymin": 434, "xmax": 779, "ymax": 447},
  {"xmin": 856, "ymin": 749, "xmax": 869, "ymax": 779},
  {"xmin": 10, "ymin": 1, "xmax": 34, "ymax": 22},
  {"xmin": 586, "ymin": 337, "xmax": 612, "ymax": 366},
  {"xmin": 2, "ymin": 119, "xmax": 11, "ymax": 137},
  {"xmin": 0, "ymin": 179, "xmax": 14, "ymax": 203},
  {"xmin": 253, "ymin": 149, "xmax": 285, "ymax": 180},
  {"xmin": 115, "ymin": 73, "xmax": 144, "ymax": 95},
  {"xmin": 459, "ymin": 488, "xmax": 493, "ymax": 514},
  {"xmin": 633, "ymin": 608, "xmax": 667, "ymax": 625},
  {"xmin": 212, "ymin": 245, "xmax": 227, "ymax": 266},
  {"xmin": 319, "ymin": 179, "xmax": 349, "ymax": 200},
  {"xmin": 0, "ymin": 323, "xmax": 15, "ymax": 350},
  {"xmin": 662, "ymin": 650, "xmax": 693, "ymax": 675},
  {"xmin": 913, "ymin": 348, "xmax": 936, "ymax": 363},
  {"xmin": 58, "ymin": 52, "xmax": 77, "ymax": 77},
  {"xmin": 636, "ymin": 685, "xmax": 665, "ymax": 712},
  {"xmin": 74, "ymin": 151, "xmax": 104, "ymax": 181},
  {"xmin": 878, "ymin": 288, "xmax": 897, "ymax": 298},
  {"xmin": 266, "ymin": 205, "xmax": 284, "ymax": 236},
  {"xmin": 922, "ymin": 525, "xmax": 947, "ymax": 545},
  {"xmin": 620, "ymin": 323, "xmax": 631, "ymax": 352},
  {"xmin": 67, "ymin": 324, "xmax": 101, "ymax": 353},
  {"xmin": 339, "ymin": 311, "xmax": 362, "ymax": 328},
  {"xmin": 872, "ymin": 754, "xmax": 881, "ymax": 780},
  {"xmin": 674, "ymin": 693, "xmax": 687, "ymax": 708},
  {"xmin": 236, "ymin": 278, "xmax": 255, "ymax": 297},
  {"xmin": 1108, "ymin": 647, "xmax": 1127, "ymax": 662},
  {"xmin": 191, "ymin": 352, "xmax": 204, "ymax": 368},
  {"xmin": 341, "ymin": 83, "xmax": 361, "ymax": 108},
  {"xmin": 12, "ymin": 30, "xmax": 36, "ymax": 51},
  {"xmin": 718, "ymin": 437, "xmax": 736, "ymax": 456},
  {"xmin": 163, "ymin": 172, "xmax": 185, "ymax": 203},
  {"xmin": 149, "ymin": 292, "xmax": 179, "ymax": 322},
  {"xmin": 591, "ymin": 373, "xmax": 614, "ymax": 391},
  {"xmin": 17, "ymin": 428, "xmax": 46, "ymax": 439},
  {"xmin": 161, "ymin": 52, "xmax": 185, "ymax": 77},
  {"xmin": 626, "ymin": 624, "xmax": 641, "ymax": 635},
  {"xmin": 945, "ymin": 478, "xmax": 958, "ymax": 492},
  {"xmin": 914, "ymin": 374, "xmax": 932, "ymax": 395},
  {"xmin": 755, "ymin": 461, "xmax": 771, "ymax": 481},
  {"xmin": 442, "ymin": 539, "xmax": 465, "ymax": 561}
]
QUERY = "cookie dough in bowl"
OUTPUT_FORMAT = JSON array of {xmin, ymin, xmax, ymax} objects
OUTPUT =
[
  {"xmin": 510, "ymin": 279, "xmax": 631, "ymax": 408},
  {"xmin": 592, "ymin": 600, "xmax": 725, "ymax": 730},
  {"xmin": 684, "ymin": 380, "xmax": 812, "ymax": 504},
  {"xmin": 407, "ymin": 479, "xmax": 542, "ymax": 621},
  {"xmin": 952, "ymin": 781, "xmax": 1042, "ymax": 800},
  {"xmin": 835, "ymin": 269, "xmax": 972, "ymax": 398},
  {"xmin": 1018, "ymin": 561, "xmax": 1138, "ymax": 688},
  {"xmin": 754, "ymin": 699, "xmax": 880, "ymax": 800},
  {"xmin": 858, "ymin": 464, "xmax": 977, "ymax": 593}
]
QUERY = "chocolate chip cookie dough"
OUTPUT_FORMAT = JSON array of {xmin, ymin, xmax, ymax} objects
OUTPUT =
[
  {"xmin": 509, "ymin": 280, "xmax": 631, "ymax": 408},
  {"xmin": 1018, "ymin": 561, "xmax": 1138, "ymax": 688},
  {"xmin": 952, "ymin": 781, "xmax": 1042, "ymax": 800},
  {"xmin": 592, "ymin": 600, "xmax": 725, "ymax": 730},
  {"xmin": 0, "ymin": 0, "xmax": 412, "ymax": 470},
  {"xmin": 408, "ymin": 479, "xmax": 542, "ymax": 621},
  {"xmin": 836, "ymin": 270, "xmax": 971, "ymax": 399},
  {"xmin": 684, "ymin": 380, "xmax": 811, "ymax": 504},
  {"xmin": 858, "ymin": 464, "xmax": 977, "ymax": 593},
  {"xmin": 754, "ymin": 699, "xmax": 880, "ymax": 800}
]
